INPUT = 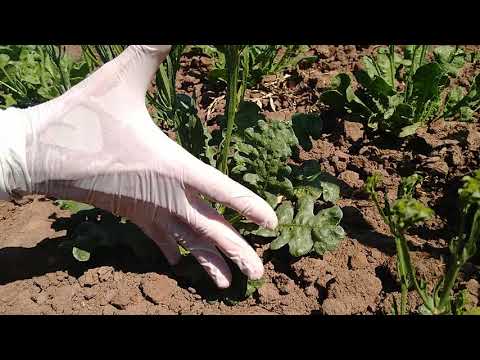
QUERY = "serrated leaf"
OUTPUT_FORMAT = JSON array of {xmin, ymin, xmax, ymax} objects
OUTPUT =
[
  {"xmin": 227, "ymin": 102, "xmax": 299, "ymax": 200},
  {"xmin": 263, "ymin": 197, "xmax": 345, "ymax": 257},
  {"xmin": 245, "ymin": 278, "xmax": 265, "ymax": 298}
]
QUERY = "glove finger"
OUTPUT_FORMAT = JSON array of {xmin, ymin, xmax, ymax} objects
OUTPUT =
[
  {"xmin": 137, "ymin": 220, "xmax": 182, "ymax": 266},
  {"xmin": 183, "ymin": 194, "xmax": 264, "ymax": 281},
  {"xmin": 177, "ymin": 151, "xmax": 278, "ymax": 231},
  {"xmin": 166, "ymin": 215, "xmax": 232, "ymax": 288}
]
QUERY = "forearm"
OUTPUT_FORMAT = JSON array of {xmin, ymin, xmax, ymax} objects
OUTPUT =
[{"xmin": 0, "ymin": 107, "xmax": 32, "ymax": 201}]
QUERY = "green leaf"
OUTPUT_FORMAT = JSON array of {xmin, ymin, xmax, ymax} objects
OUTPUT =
[
  {"xmin": 72, "ymin": 247, "xmax": 91, "ymax": 262},
  {"xmin": 313, "ymin": 223, "xmax": 345, "ymax": 255},
  {"xmin": 433, "ymin": 46, "xmax": 465, "ymax": 76},
  {"xmin": 291, "ymin": 113, "xmax": 323, "ymax": 151},
  {"xmin": 459, "ymin": 170, "xmax": 480, "ymax": 208},
  {"xmin": 398, "ymin": 122, "xmax": 421, "ymax": 137},
  {"xmin": 398, "ymin": 173, "xmax": 423, "ymax": 199},
  {"xmin": 445, "ymin": 86, "xmax": 465, "ymax": 115},
  {"xmin": 390, "ymin": 198, "xmax": 434, "ymax": 230},
  {"xmin": 245, "ymin": 278, "xmax": 265, "ymax": 298},
  {"xmin": 385, "ymin": 103, "xmax": 415, "ymax": 136},
  {"xmin": 459, "ymin": 106, "xmax": 475, "ymax": 122},
  {"xmin": 412, "ymin": 63, "xmax": 447, "ymax": 101},
  {"xmin": 365, "ymin": 173, "xmax": 383, "ymax": 196},
  {"xmin": 176, "ymin": 93, "xmax": 215, "ymax": 166},
  {"xmin": 227, "ymin": 102, "xmax": 298, "ymax": 200},
  {"xmin": 293, "ymin": 161, "xmax": 340, "ymax": 203},
  {"xmin": 262, "ymin": 196, "xmax": 345, "ymax": 257},
  {"xmin": 55, "ymin": 200, "xmax": 94, "ymax": 214},
  {"xmin": 0, "ymin": 54, "xmax": 9, "ymax": 69}
]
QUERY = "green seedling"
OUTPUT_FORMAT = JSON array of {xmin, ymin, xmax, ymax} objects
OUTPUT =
[
  {"xmin": 322, "ymin": 46, "xmax": 479, "ymax": 138},
  {"xmin": 366, "ymin": 171, "xmax": 480, "ymax": 315}
]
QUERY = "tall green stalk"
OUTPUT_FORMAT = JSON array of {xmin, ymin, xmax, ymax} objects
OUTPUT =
[
  {"xmin": 388, "ymin": 45, "xmax": 396, "ymax": 89},
  {"xmin": 43, "ymin": 45, "xmax": 71, "ymax": 93},
  {"xmin": 218, "ymin": 46, "xmax": 244, "ymax": 175},
  {"xmin": 367, "ymin": 171, "xmax": 480, "ymax": 315}
]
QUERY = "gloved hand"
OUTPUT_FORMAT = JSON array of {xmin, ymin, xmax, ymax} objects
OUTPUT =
[{"xmin": 0, "ymin": 45, "xmax": 278, "ymax": 288}]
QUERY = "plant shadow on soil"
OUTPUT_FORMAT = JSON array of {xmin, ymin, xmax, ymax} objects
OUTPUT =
[{"xmin": 0, "ymin": 211, "xmax": 256, "ymax": 303}]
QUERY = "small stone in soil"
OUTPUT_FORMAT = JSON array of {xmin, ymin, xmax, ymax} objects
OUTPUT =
[
  {"xmin": 338, "ymin": 170, "xmax": 364, "ymax": 190},
  {"xmin": 322, "ymin": 298, "xmax": 350, "ymax": 315},
  {"xmin": 140, "ymin": 275, "xmax": 177, "ymax": 305},
  {"xmin": 304, "ymin": 286, "xmax": 318, "ymax": 298},
  {"xmin": 97, "ymin": 266, "xmax": 114, "ymax": 282},
  {"xmin": 349, "ymin": 252, "xmax": 369, "ymax": 270},
  {"xmin": 83, "ymin": 288, "xmax": 97, "ymax": 300},
  {"xmin": 31, "ymin": 292, "xmax": 48, "ymax": 305},
  {"xmin": 344, "ymin": 121, "xmax": 364, "ymax": 143},
  {"xmin": 79, "ymin": 270, "xmax": 99, "ymax": 287},
  {"xmin": 33, "ymin": 277, "xmax": 50, "ymax": 291},
  {"xmin": 110, "ymin": 292, "xmax": 132, "ymax": 310}
]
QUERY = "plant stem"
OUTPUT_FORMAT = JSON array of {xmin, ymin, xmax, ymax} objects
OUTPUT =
[
  {"xmin": 369, "ymin": 188, "xmax": 435, "ymax": 314},
  {"xmin": 400, "ymin": 282, "xmax": 408, "ymax": 315},
  {"xmin": 419, "ymin": 45, "xmax": 428, "ymax": 67},
  {"xmin": 448, "ymin": 45, "xmax": 459, "ymax": 63},
  {"xmin": 389, "ymin": 45, "xmax": 396, "ymax": 89},
  {"xmin": 218, "ymin": 46, "xmax": 241, "ymax": 175},
  {"xmin": 405, "ymin": 45, "xmax": 419, "ymax": 103},
  {"xmin": 437, "ymin": 255, "xmax": 461, "ymax": 311},
  {"xmin": 443, "ymin": 85, "xmax": 476, "ymax": 119},
  {"xmin": 438, "ymin": 208, "xmax": 480, "ymax": 312}
]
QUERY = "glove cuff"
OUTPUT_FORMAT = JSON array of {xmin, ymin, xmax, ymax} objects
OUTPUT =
[{"xmin": 0, "ymin": 108, "xmax": 32, "ymax": 201}]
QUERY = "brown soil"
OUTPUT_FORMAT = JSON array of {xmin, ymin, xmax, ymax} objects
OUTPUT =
[{"xmin": 1, "ymin": 45, "xmax": 480, "ymax": 315}]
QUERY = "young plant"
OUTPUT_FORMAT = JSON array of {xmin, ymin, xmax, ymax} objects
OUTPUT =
[
  {"xmin": 81, "ymin": 45, "xmax": 126, "ymax": 70},
  {"xmin": 216, "ymin": 45, "xmax": 247, "ymax": 176},
  {"xmin": 248, "ymin": 159, "xmax": 344, "ymax": 257},
  {"xmin": 321, "ymin": 46, "xmax": 479, "ymax": 138},
  {"xmin": 366, "ymin": 171, "xmax": 480, "ymax": 315},
  {"xmin": 246, "ymin": 45, "xmax": 313, "ymax": 86},
  {"xmin": 209, "ymin": 100, "xmax": 344, "ymax": 257},
  {"xmin": 194, "ymin": 45, "xmax": 313, "ymax": 87},
  {"xmin": 0, "ymin": 45, "xmax": 89, "ymax": 108}
]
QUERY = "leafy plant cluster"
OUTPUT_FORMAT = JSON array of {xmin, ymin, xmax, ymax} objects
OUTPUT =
[
  {"xmin": 191, "ymin": 45, "xmax": 314, "ymax": 86},
  {"xmin": 321, "ymin": 46, "xmax": 480, "ymax": 137},
  {"xmin": 208, "ymin": 101, "xmax": 344, "ymax": 257},
  {"xmin": 366, "ymin": 171, "xmax": 480, "ymax": 315},
  {"xmin": 0, "ymin": 45, "xmax": 89, "ymax": 109}
]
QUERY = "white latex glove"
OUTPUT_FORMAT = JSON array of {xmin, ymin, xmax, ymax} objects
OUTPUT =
[{"xmin": 0, "ymin": 45, "xmax": 278, "ymax": 288}]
